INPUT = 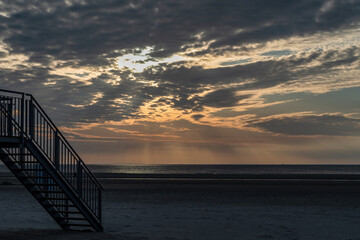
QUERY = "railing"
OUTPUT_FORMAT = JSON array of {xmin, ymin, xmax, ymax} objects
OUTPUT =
[
  {"xmin": 0, "ymin": 95, "xmax": 22, "ymax": 137},
  {"xmin": 0, "ymin": 89, "xmax": 103, "ymax": 222}
]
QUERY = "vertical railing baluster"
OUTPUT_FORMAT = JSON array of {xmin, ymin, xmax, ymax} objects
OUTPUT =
[
  {"xmin": 20, "ymin": 94, "xmax": 25, "ymax": 168},
  {"xmin": 54, "ymin": 130, "xmax": 60, "ymax": 170},
  {"xmin": 21, "ymin": 94, "xmax": 24, "ymax": 138},
  {"xmin": 77, "ymin": 162, "xmax": 82, "ymax": 198},
  {"xmin": 7, "ymin": 98, "xmax": 13, "ymax": 136},
  {"xmin": 98, "ymin": 187, "xmax": 102, "ymax": 221},
  {"xmin": 29, "ymin": 98, "xmax": 34, "ymax": 139}
]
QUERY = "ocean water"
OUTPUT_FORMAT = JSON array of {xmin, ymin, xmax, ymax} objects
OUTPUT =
[
  {"xmin": 2, "ymin": 163, "xmax": 360, "ymax": 176},
  {"xmin": 87, "ymin": 164, "xmax": 360, "ymax": 175}
]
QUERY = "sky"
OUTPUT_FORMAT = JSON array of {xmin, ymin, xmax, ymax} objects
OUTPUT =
[{"xmin": 0, "ymin": 0, "xmax": 359, "ymax": 164}]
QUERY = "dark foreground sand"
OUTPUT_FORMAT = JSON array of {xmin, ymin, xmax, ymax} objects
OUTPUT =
[{"xmin": 1, "ymin": 177, "xmax": 360, "ymax": 240}]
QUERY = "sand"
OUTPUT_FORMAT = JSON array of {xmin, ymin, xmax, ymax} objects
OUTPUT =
[{"xmin": 1, "ymin": 177, "xmax": 360, "ymax": 240}]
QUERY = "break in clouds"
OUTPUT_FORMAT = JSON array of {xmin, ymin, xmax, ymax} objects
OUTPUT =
[{"xmin": 0, "ymin": 0, "xmax": 360, "ymax": 163}]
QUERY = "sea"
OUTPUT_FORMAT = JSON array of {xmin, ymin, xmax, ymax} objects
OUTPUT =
[
  {"xmin": 88, "ymin": 164, "xmax": 360, "ymax": 175},
  {"xmin": 2, "ymin": 164, "xmax": 360, "ymax": 178},
  {"xmin": 0, "ymin": 164, "xmax": 360, "ymax": 174}
]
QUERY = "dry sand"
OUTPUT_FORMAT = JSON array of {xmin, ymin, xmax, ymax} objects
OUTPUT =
[{"xmin": 1, "ymin": 178, "xmax": 360, "ymax": 240}]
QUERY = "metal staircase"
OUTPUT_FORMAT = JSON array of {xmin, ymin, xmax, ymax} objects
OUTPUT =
[{"xmin": 0, "ymin": 89, "xmax": 103, "ymax": 232}]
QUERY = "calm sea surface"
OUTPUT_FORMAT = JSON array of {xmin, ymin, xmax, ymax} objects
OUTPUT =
[
  {"xmin": 2, "ymin": 163, "xmax": 360, "ymax": 175},
  {"xmin": 87, "ymin": 164, "xmax": 360, "ymax": 175}
]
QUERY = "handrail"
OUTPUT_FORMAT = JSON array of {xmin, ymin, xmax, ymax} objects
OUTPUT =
[{"xmin": 0, "ymin": 88, "xmax": 31, "ymax": 96}]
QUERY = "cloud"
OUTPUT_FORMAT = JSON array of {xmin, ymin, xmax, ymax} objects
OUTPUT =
[
  {"xmin": 199, "ymin": 88, "xmax": 252, "ymax": 108},
  {"xmin": 137, "ymin": 46, "xmax": 359, "ymax": 116},
  {"xmin": 191, "ymin": 114, "xmax": 205, "ymax": 121},
  {"xmin": 1, "ymin": 43, "xmax": 358, "ymax": 130},
  {"xmin": 1, "ymin": 0, "xmax": 359, "ymax": 66},
  {"xmin": 0, "ymin": 0, "xmax": 359, "ymax": 150},
  {"xmin": 260, "ymin": 50, "xmax": 293, "ymax": 57},
  {"xmin": 248, "ymin": 113, "xmax": 360, "ymax": 136}
]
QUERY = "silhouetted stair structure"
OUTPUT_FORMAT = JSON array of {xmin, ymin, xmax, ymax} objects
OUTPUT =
[{"xmin": 0, "ymin": 89, "xmax": 103, "ymax": 232}]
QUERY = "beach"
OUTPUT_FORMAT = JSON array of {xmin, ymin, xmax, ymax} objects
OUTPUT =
[
  {"xmin": 1, "ymin": 173, "xmax": 360, "ymax": 240},
  {"xmin": 1, "ymin": 1, "xmax": 360, "ymax": 238}
]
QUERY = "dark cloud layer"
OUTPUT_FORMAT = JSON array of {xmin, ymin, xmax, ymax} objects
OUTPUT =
[
  {"xmin": 248, "ymin": 114, "xmax": 360, "ymax": 136},
  {"xmin": 140, "ymin": 47, "xmax": 359, "ymax": 113},
  {"xmin": 2, "ymin": 0, "xmax": 359, "ymax": 65}
]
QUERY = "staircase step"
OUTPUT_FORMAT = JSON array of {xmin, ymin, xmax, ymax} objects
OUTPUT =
[
  {"xmin": 44, "ymin": 204, "xmax": 75, "ymax": 207},
  {"xmin": 32, "ymin": 190, "xmax": 64, "ymax": 194},
  {"xmin": 50, "ymin": 210, "xmax": 81, "ymax": 214},
  {"xmin": 59, "ymin": 217, "xmax": 86, "ymax": 221},
  {"xmin": 0, "ymin": 154, "xmax": 33, "ymax": 156},
  {"xmin": 41, "ymin": 197, "xmax": 69, "ymax": 201},
  {"xmin": 62, "ymin": 223, "xmax": 92, "ymax": 227},
  {"xmin": 12, "ymin": 161, "xmax": 39, "ymax": 163},
  {"xmin": 25, "ymin": 183, "xmax": 57, "ymax": 186},
  {"xmin": 20, "ymin": 176, "xmax": 51, "ymax": 179},
  {"xmin": 13, "ymin": 169, "xmax": 45, "ymax": 171}
]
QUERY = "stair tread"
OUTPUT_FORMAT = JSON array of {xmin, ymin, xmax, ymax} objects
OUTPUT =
[
  {"xmin": 62, "ymin": 223, "xmax": 92, "ymax": 227},
  {"xmin": 45, "ymin": 198, "xmax": 69, "ymax": 201},
  {"xmin": 59, "ymin": 217, "xmax": 86, "ymax": 220},
  {"xmin": 12, "ymin": 161, "xmax": 39, "ymax": 163},
  {"xmin": 39, "ymin": 196, "xmax": 69, "ymax": 200},
  {"xmin": 32, "ymin": 190, "xmax": 64, "ymax": 193},
  {"xmin": 0, "ymin": 154, "xmax": 33, "ymax": 156},
  {"xmin": 13, "ymin": 169, "xmax": 45, "ymax": 171},
  {"xmin": 20, "ymin": 176, "xmax": 51, "ymax": 178},
  {"xmin": 26, "ymin": 184, "xmax": 58, "ymax": 187},
  {"xmin": 24, "ymin": 176, "xmax": 49, "ymax": 178},
  {"xmin": 50, "ymin": 210, "xmax": 81, "ymax": 214},
  {"xmin": 25, "ymin": 182, "xmax": 56, "ymax": 184},
  {"xmin": 44, "ymin": 204, "xmax": 75, "ymax": 207}
]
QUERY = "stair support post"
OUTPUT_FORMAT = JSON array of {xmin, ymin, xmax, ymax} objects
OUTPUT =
[
  {"xmin": 20, "ymin": 93, "xmax": 25, "ymax": 140},
  {"xmin": 20, "ymin": 94, "xmax": 25, "ymax": 168},
  {"xmin": 29, "ymin": 98, "xmax": 35, "ymax": 139},
  {"xmin": 98, "ymin": 187, "xmax": 102, "ymax": 223},
  {"xmin": 6, "ymin": 98, "xmax": 13, "ymax": 136}
]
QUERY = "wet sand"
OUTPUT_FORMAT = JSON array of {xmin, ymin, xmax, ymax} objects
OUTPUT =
[{"xmin": 1, "ymin": 176, "xmax": 360, "ymax": 240}]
